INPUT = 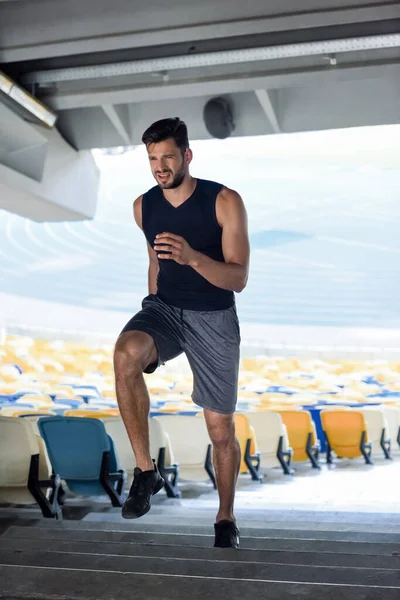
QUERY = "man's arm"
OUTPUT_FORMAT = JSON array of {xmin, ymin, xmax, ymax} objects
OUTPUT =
[
  {"xmin": 154, "ymin": 188, "xmax": 250, "ymax": 293},
  {"xmin": 133, "ymin": 195, "xmax": 159, "ymax": 295}
]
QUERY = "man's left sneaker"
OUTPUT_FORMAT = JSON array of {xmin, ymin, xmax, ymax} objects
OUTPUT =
[
  {"xmin": 214, "ymin": 519, "xmax": 240, "ymax": 548},
  {"xmin": 122, "ymin": 463, "xmax": 164, "ymax": 519}
]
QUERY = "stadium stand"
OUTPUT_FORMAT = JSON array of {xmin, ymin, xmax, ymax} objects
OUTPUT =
[{"xmin": 2, "ymin": 333, "xmax": 400, "ymax": 516}]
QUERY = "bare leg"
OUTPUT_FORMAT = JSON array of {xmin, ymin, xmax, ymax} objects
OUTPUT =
[
  {"xmin": 114, "ymin": 331, "xmax": 158, "ymax": 472},
  {"xmin": 204, "ymin": 410, "xmax": 241, "ymax": 522}
]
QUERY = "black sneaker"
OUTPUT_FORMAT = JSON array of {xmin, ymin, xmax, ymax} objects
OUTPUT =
[
  {"xmin": 122, "ymin": 462, "xmax": 165, "ymax": 519},
  {"xmin": 214, "ymin": 520, "xmax": 240, "ymax": 548}
]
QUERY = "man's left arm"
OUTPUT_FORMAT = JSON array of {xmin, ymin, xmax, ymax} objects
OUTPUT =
[{"xmin": 154, "ymin": 188, "xmax": 250, "ymax": 293}]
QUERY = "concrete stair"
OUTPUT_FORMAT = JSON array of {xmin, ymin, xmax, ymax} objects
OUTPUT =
[{"xmin": 0, "ymin": 514, "xmax": 399, "ymax": 599}]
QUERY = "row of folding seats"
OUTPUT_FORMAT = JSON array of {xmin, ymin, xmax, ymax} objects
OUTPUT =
[{"xmin": 2, "ymin": 404, "xmax": 400, "ymax": 519}]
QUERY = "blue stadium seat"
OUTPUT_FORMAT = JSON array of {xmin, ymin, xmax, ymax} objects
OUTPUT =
[{"xmin": 38, "ymin": 416, "xmax": 126, "ymax": 507}]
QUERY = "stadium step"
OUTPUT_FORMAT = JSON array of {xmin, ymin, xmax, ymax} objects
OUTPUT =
[
  {"xmin": 1, "ymin": 535, "xmax": 400, "ymax": 570},
  {"xmin": 4, "ymin": 523, "xmax": 400, "ymax": 554},
  {"xmin": 18, "ymin": 517, "xmax": 400, "ymax": 542},
  {"xmin": 1, "ymin": 520, "xmax": 400, "ymax": 599}
]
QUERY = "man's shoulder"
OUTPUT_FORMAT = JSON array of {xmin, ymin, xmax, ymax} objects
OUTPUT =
[
  {"xmin": 215, "ymin": 186, "xmax": 245, "ymax": 225},
  {"xmin": 216, "ymin": 185, "xmax": 242, "ymax": 205}
]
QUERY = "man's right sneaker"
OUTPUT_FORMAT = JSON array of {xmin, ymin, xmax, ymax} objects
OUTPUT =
[
  {"xmin": 214, "ymin": 520, "xmax": 240, "ymax": 548},
  {"xmin": 122, "ymin": 462, "xmax": 165, "ymax": 519}
]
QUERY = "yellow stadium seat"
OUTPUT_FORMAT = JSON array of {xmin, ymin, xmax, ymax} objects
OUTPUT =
[
  {"xmin": 278, "ymin": 410, "xmax": 321, "ymax": 469},
  {"xmin": 234, "ymin": 413, "xmax": 263, "ymax": 482},
  {"xmin": 64, "ymin": 409, "xmax": 120, "ymax": 418},
  {"xmin": 321, "ymin": 410, "xmax": 372, "ymax": 465},
  {"xmin": 0, "ymin": 408, "xmax": 56, "ymax": 417}
]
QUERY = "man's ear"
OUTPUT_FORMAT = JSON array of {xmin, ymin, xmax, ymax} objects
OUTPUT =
[{"xmin": 185, "ymin": 148, "xmax": 193, "ymax": 165}]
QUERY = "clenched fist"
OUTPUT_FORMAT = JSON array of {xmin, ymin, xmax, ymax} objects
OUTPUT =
[{"xmin": 154, "ymin": 232, "xmax": 198, "ymax": 266}]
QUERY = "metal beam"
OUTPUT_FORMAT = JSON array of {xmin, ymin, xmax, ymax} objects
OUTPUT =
[
  {"xmin": 101, "ymin": 104, "xmax": 131, "ymax": 145},
  {"xmin": 43, "ymin": 61, "xmax": 400, "ymax": 111},
  {"xmin": 255, "ymin": 89, "xmax": 280, "ymax": 133},
  {"xmin": 22, "ymin": 34, "xmax": 400, "ymax": 85},
  {"xmin": 1, "ymin": 3, "xmax": 399, "ymax": 63}
]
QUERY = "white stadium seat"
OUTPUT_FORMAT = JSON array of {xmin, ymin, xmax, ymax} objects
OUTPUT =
[
  {"xmin": 381, "ymin": 406, "xmax": 400, "ymax": 450},
  {"xmin": 246, "ymin": 411, "xmax": 293, "ymax": 474},
  {"xmin": 102, "ymin": 416, "xmax": 180, "ymax": 498},
  {"xmin": 360, "ymin": 407, "xmax": 391, "ymax": 459},
  {"xmin": 154, "ymin": 415, "xmax": 215, "ymax": 487},
  {"xmin": 0, "ymin": 416, "xmax": 61, "ymax": 517}
]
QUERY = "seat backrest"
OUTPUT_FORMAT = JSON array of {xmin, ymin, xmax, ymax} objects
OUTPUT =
[
  {"xmin": 38, "ymin": 416, "xmax": 110, "ymax": 480},
  {"xmin": 154, "ymin": 416, "xmax": 209, "ymax": 466},
  {"xmin": 64, "ymin": 409, "xmax": 119, "ymax": 418},
  {"xmin": 101, "ymin": 417, "xmax": 174, "ymax": 469},
  {"xmin": 321, "ymin": 410, "xmax": 367, "ymax": 447},
  {"xmin": 360, "ymin": 408, "xmax": 386, "ymax": 444},
  {"xmin": 0, "ymin": 416, "xmax": 38, "ymax": 487},
  {"xmin": 0, "ymin": 407, "xmax": 56, "ymax": 417},
  {"xmin": 234, "ymin": 413, "xmax": 258, "ymax": 471},
  {"xmin": 278, "ymin": 410, "xmax": 312, "ymax": 450},
  {"xmin": 101, "ymin": 417, "xmax": 132, "ymax": 471},
  {"xmin": 246, "ymin": 411, "xmax": 283, "ymax": 454},
  {"xmin": 382, "ymin": 406, "xmax": 400, "ymax": 441},
  {"xmin": 149, "ymin": 418, "xmax": 175, "ymax": 465},
  {"xmin": 16, "ymin": 394, "xmax": 53, "ymax": 406},
  {"xmin": 234, "ymin": 413, "xmax": 252, "ymax": 440}
]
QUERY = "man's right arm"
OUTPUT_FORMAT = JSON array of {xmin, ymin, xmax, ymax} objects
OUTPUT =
[{"xmin": 133, "ymin": 195, "xmax": 159, "ymax": 295}]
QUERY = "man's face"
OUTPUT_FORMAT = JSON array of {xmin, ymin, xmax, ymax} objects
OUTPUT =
[{"xmin": 147, "ymin": 138, "xmax": 189, "ymax": 189}]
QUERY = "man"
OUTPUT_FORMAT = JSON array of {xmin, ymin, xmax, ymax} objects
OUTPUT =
[{"xmin": 114, "ymin": 117, "xmax": 250, "ymax": 548}]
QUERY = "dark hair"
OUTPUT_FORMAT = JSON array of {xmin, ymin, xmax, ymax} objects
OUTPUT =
[{"xmin": 141, "ymin": 117, "xmax": 189, "ymax": 153}]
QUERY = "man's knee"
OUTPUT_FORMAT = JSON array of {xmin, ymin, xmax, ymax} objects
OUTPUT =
[
  {"xmin": 206, "ymin": 412, "xmax": 236, "ymax": 448},
  {"xmin": 114, "ymin": 331, "xmax": 156, "ymax": 376}
]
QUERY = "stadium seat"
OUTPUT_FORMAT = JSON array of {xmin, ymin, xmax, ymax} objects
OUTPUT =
[
  {"xmin": 15, "ymin": 394, "xmax": 53, "ymax": 407},
  {"xmin": 321, "ymin": 410, "xmax": 373, "ymax": 465},
  {"xmin": 382, "ymin": 405, "xmax": 400, "ymax": 450},
  {"xmin": 360, "ymin": 407, "xmax": 391, "ymax": 459},
  {"xmin": 63, "ymin": 409, "xmax": 120, "ymax": 418},
  {"xmin": 0, "ymin": 416, "xmax": 62, "ymax": 518},
  {"xmin": 38, "ymin": 416, "xmax": 126, "ymax": 506},
  {"xmin": 102, "ymin": 417, "xmax": 180, "ymax": 498},
  {"xmin": 154, "ymin": 415, "xmax": 216, "ymax": 488},
  {"xmin": 0, "ymin": 407, "xmax": 56, "ymax": 417},
  {"xmin": 278, "ymin": 410, "xmax": 321, "ymax": 469},
  {"xmin": 234, "ymin": 413, "xmax": 263, "ymax": 482},
  {"xmin": 246, "ymin": 411, "xmax": 293, "ymax": 475}
]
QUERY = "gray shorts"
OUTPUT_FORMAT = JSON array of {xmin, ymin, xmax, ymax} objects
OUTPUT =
[{"xmin": 119, "ymin": 294, "xmax": 241, "ymax": 414}]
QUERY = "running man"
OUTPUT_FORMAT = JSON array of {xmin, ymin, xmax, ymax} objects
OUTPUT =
[{"xmin": 114, "ymin": 117, "xmax": 250, "ymax": 548}]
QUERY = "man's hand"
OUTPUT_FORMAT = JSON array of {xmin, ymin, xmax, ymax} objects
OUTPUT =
[{"xmin": 154, "ymin": 232, "xmax": 198, "ymax": 266}]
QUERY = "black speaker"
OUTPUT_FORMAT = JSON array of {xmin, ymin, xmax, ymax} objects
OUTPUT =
[{"xmin": 203, "ymin": 97, "xmax": 235, "ymax": 139}]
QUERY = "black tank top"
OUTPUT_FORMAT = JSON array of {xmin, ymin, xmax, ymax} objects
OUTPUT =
[{"xmin": 142, "ymin": 178, "xmax": 235, "ymax": 311}]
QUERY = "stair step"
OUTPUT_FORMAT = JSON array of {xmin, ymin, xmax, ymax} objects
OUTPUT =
[
  {"xmin": 2, "ymin": 537, "xmax": 399, "ymax": 570},
  {"xmin": 33, "ymin": 520, "xmax": 400, "ymax": 543},
  {"xmin": 4, "ymin": 526, "xmax": 400, "ymax": 556},
  {"xmin": 1, "ymin": 565, "xmax": 399, "ymax": 600},
  {"xmin": 1, "ymin": 548, "xmax": 400, "ymax": 587},
  {"xmin": 134, "ymin": 508, "xmax": 400, "ymax": 526},
  {"xmin": 79, "ymin": 509, "xmax": 400, "ymax": 532}
]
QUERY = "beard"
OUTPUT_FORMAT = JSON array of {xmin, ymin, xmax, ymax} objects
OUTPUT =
[{"xmin": 155, "ymin": 164, "xmax": 186, "ymax": 190}]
